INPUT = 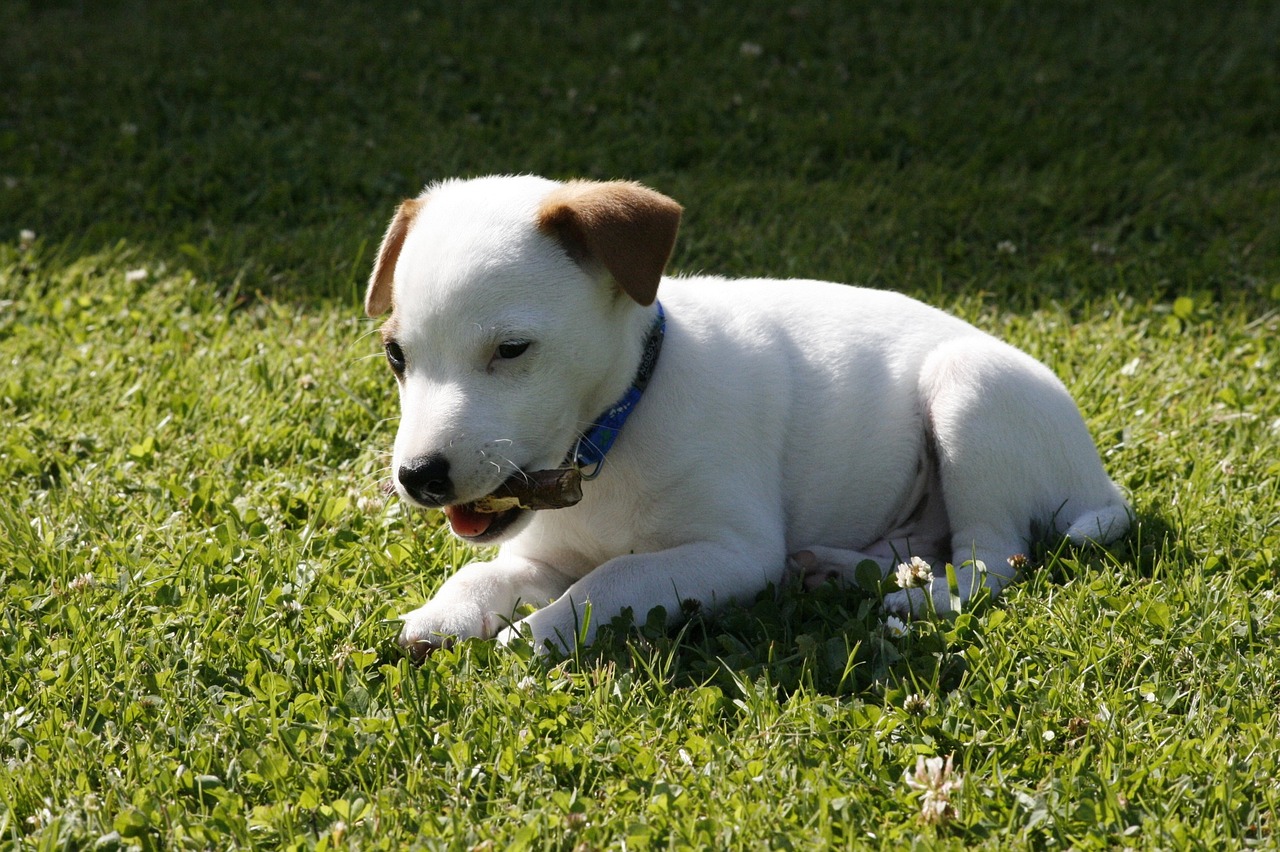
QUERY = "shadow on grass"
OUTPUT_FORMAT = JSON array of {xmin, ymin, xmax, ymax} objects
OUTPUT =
[
  {"xmin": 5, "ymin": 1, "xmax": 1277, "ymax": 307},
  {"xmin": 422, "ymin": 508, "xmax": 1184, "ymax": 707},
  {"xmin": 443, "ymin": 579, "xmax": 972, "ymax": 705}
]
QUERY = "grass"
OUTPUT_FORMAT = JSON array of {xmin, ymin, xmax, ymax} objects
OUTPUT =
[{"xmin": 2, "ymin": 0, "xmax": 1279, "ymax": 847}]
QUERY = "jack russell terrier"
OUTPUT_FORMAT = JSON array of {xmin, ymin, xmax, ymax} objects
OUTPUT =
[{"xmin": 363, "ymin": 175, "xmax": 1130, "ymax": 656}]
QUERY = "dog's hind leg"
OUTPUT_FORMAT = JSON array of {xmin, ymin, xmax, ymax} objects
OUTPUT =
[{"xmin": 882, "ymin": 337, "xmax": 1128, "ymax": 617}]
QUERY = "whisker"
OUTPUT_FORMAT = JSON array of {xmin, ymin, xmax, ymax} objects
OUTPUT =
[{"xmin": 354, "ymin": 322, "xmax": 383, "ymax": 340}]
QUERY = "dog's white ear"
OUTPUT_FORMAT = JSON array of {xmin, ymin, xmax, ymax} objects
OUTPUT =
[
  {"xmin": 537, "ymin": 180, "xmax": 682, "ymax": 306},
  {"xmin": 365, "ymin": 197, "xmax": 425, "ymax": 317}
]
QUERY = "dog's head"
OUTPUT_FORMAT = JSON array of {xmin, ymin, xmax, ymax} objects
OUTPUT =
[{"xmin": 365, "ymin": 176, "xmax": 682, "ymax": 543}]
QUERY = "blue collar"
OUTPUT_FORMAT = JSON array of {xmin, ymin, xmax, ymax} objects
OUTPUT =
[{"xmin": 570, "ymin": 302, "xmax": 666, "ymax": 479}]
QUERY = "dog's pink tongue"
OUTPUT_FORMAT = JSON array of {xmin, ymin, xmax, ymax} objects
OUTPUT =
[{"xmin": 444, "ymin": 504, "xmax": 493, "ymax": 538}]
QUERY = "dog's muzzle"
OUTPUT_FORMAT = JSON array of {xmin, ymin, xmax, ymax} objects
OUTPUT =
[{"xmin": 397, "ymin": 462, "xmax": 585, "ymax": 542}]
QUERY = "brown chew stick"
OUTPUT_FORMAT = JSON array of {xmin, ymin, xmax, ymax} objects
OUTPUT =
[{"xmin": 471, "ymin": 467, "xmax": 584, "ymax": 512}]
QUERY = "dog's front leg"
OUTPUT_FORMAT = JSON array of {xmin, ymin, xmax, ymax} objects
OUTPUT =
[
  {"xmin": 398, "ymin": 557, "xmax": 574, "ymax": 659},
  {"xmin": 497, "ymin": 541, "xmax": 778, "ymax": 654}
]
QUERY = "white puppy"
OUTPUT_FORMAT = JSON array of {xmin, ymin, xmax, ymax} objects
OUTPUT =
[{"xmin": 364, "ymin": 175, "xmax": 1130, "ymax": 656}]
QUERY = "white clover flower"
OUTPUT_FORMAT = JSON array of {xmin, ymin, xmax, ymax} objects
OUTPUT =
[
  {"xmin": 904, "ymin": 754, "xmax": 962, "ymax": 825},
  {"xmin": 996, "ymin": 240, "xmax": 1018, "ymax": 255},
  {"xmin": 2, "ymin": 705, "xmax": 33, "ymax": 727},
  {"xmin": 124, "ymin": 268, "xmax": 148, "ymax": 283},
  {"xmin": 68, "ymin": 573, "xmax": 97, "ymax": 593},
  {"xmin": 25, "ymin": 802, "xmax": 54, "ymax": 829},
  {"xmin": 903, "ymin": 693, "xmax": 932, "ymax": 716},
  {"xmin": 356, "ymin": 494, "xmax": 385, "ymax": 514},
  {"xmin": 895, "ymin": 556, "xmax": 932, "ymax": 589}
]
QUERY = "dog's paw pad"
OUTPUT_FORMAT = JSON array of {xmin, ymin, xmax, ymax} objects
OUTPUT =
[
  {"xmin": 788, "ymin": 549, "xmax": 873, "ymax": 592},
  {"xmin": 785, "ymin": 550, "xmax": 841, "ymax": 591},
  {"xmin": 789, "ymin": 550, "xmax": 817, "ymax": 570}
]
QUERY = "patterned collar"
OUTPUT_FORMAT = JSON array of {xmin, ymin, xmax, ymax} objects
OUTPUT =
[{"xmin": 569, "ymin": 302, "xmax": 666, "ymax": 479}]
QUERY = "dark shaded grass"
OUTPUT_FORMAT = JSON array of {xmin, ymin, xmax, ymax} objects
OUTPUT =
[{"xmin": 3, "ymin": 0, "xmax": 1277, "ymax": 307}]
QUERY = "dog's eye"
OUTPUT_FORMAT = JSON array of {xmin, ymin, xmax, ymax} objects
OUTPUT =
[
  {"xmin": 496, "ymin": 340, "xmax": 531, "ymax": 360},
  {"xmin": 384, "ymin": 340, "xmax": 406, "ymax": 374}
]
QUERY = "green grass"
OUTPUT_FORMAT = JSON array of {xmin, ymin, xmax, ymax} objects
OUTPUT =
[{"xmin": 2, "ymin": 0, "xmax": 1279, "ymax": 848}]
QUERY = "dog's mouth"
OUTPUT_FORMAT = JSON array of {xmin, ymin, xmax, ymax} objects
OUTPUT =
[
  {"xmin": 442, "ymin": 502, "xmax": 525, "ymax": 542},
  {"xmin": 440, "ymin": 467, "xmax": 585, "ymax": 543}
]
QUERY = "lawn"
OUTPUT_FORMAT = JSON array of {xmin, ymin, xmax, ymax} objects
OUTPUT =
[{"xmin": 2, "ymin": 0, "xmax": 1279, "ymax": 848}]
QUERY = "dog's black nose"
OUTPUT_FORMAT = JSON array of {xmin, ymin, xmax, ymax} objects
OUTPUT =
[{"xmin": 398, "ymin": 453, "xmax": 453, "ymax": 506}]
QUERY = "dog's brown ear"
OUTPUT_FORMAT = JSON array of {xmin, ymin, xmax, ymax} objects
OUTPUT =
[
  {"xmin": 537, "ymin": 180, "xmax": 682, "ymax": 306},
  {"xmin": 365, "ymin": 197, "xmax": 425, "ymax": 317}
]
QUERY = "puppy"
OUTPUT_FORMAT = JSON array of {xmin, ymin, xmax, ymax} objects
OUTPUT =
[{"xmin": 364, "ymin": 175, "xmax": 1130, "ymax": 655}]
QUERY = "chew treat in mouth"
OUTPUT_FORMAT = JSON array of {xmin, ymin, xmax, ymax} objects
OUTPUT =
[{"xmin": 469, "ymin": 467, "xmax": 584, "ymax": 513}]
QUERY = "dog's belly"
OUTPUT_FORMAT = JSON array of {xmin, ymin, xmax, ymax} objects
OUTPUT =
[{"xmin": 782, "ymin": 417, "xmax": 940, "ymax": 555}]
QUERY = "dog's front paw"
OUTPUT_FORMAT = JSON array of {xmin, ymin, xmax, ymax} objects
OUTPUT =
[
  {"xmin": 397, "ymin": 596, "xmax": 500, "ymax": 662},
  {"xmin": 881, "ymin": 579, "xmax": 954, "ymax": 619},
  {"xmin": 494, "ymin": 610, "xmax": 574, "ymax": 657}
]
